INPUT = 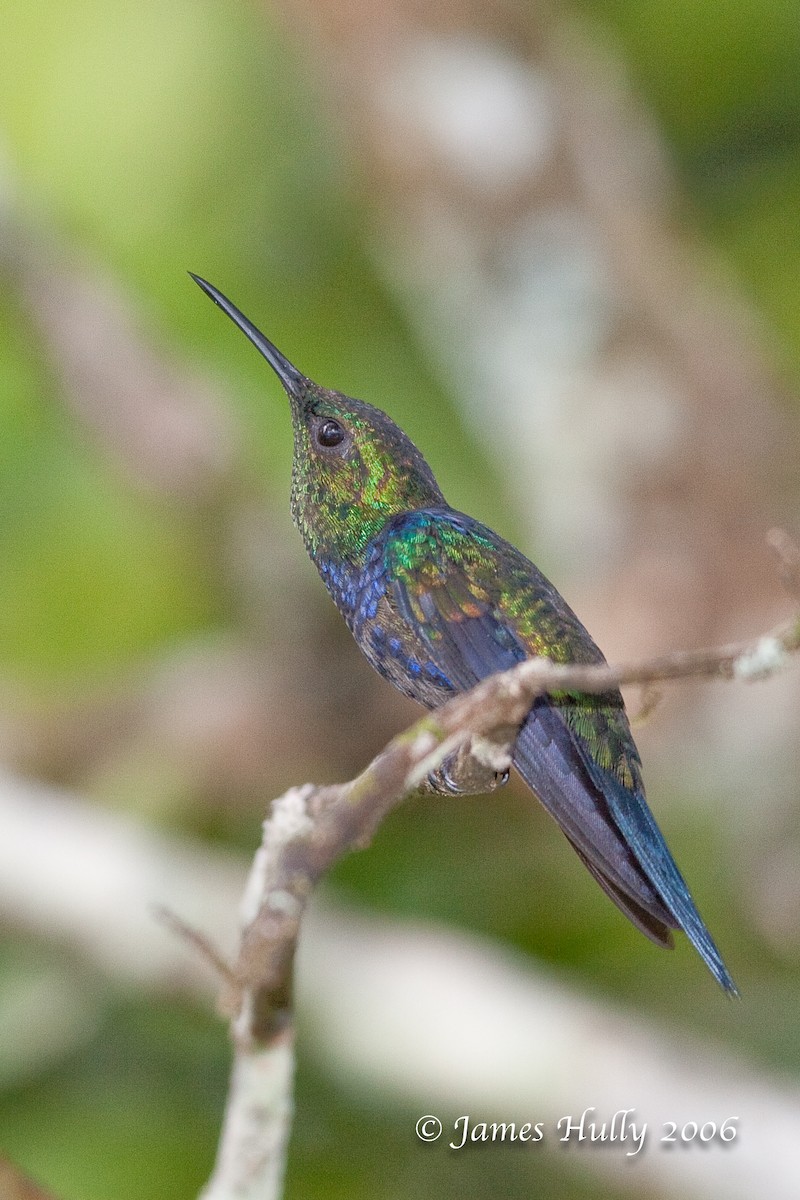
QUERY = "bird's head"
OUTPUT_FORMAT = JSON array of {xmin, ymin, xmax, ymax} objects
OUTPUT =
[{"xmin": 192, "ymin": 276, "xmax": 444, "ymax": 562}]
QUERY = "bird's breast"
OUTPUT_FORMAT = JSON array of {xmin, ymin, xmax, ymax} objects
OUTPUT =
[{"xmin": 314, "ymin": 547, "xmax": 454, "ymax": 707}]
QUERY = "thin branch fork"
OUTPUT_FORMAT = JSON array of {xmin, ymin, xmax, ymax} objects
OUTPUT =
[{"xmin": 198, "ymin": 538, "xmax": 800, "ymax": 1200}]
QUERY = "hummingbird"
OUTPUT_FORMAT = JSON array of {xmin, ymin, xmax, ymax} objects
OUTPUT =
[{"xmin": 191, "ymin": 274, "xmax": 737, "ymax": 995}]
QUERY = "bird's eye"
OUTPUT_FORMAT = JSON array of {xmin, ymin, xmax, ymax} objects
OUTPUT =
[{"xmin": 316, "ymin": 419, "xmax": 345, "ymax": 448}]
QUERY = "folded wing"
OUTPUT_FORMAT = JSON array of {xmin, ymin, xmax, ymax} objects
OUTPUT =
[{"xmin": 380, "ymin": 509, "xmax": 736, "ymax": 993}]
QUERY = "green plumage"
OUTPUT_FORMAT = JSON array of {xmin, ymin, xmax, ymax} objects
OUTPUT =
[{"xmin": 192, "ymin": 274, "xmax": 737, "ymax": 995}]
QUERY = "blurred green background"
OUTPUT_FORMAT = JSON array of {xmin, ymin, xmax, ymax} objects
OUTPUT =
[{"xmin": 0, "ymin": 1, "xmax": 799, "ymax": 1198}]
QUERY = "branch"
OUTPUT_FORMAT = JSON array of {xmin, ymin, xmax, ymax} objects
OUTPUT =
[
  {"xmin": 200, "ymin": 535, "xmax": 800, "ymax": 1200},
  {"xmin": 4, "ymin": 766, "xmax": 800, "ymax": 1199}
]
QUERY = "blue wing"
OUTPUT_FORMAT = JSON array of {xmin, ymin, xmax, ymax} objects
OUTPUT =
[{"xmin": 376, "ymin": 509, "xmax": 736, "ymax": 993}]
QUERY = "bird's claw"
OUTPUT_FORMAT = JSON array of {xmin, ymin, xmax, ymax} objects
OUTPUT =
[{"xmin": 424, "ymin": 754, "xmax": 509, "ymax": 797}]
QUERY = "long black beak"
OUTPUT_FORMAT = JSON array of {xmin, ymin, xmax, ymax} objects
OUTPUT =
[{"xmin": 190, "ymin": 274, "xmax": 306, "ymax": 401}]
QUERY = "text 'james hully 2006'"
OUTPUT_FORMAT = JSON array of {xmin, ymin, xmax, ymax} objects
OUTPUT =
[{"xmin": 415, "ymin": 1109, "xmax": 739, "ymax": 1157}]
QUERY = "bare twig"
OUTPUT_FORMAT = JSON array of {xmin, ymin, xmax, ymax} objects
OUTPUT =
[
  {"xmin": 151, "ymin": 905, "xmax": 236, "ymax": 990},
  {"xmin": 5, "ymin": 768, "xmax": 800, "ymax": 1199},
  {"xmin": 199, "ymin": 539, "xmax": 799, "ymax": 1200},
  {"xmin": 629, "ymin": 683, "xmax": 663, "ymax": 726},
  {"xmin": 199, "ymin": 792, "xmax": 312, "ymax": 1200}
]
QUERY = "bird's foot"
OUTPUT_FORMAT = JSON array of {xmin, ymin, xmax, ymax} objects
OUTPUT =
[{"xmin": 422, "ymin": 751, "xmax": 509, "ymax": 797}]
